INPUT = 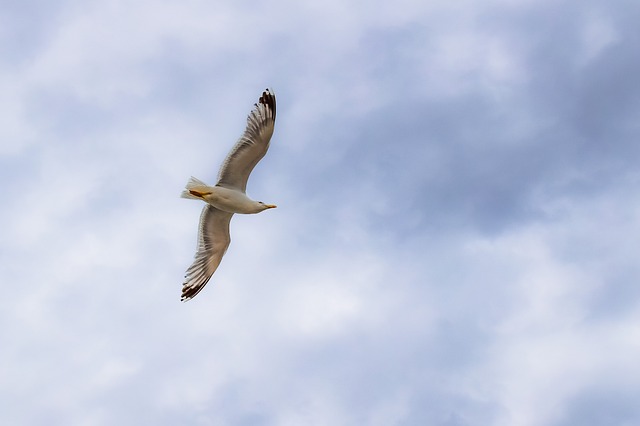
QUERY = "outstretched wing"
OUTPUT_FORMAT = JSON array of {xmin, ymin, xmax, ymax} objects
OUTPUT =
[
  {"xmin": 181, "ymin": 205, "xmax": 233, "ymax": 301},
  {"xmin": 216, "ymin": 89, "xmax": 276, "ymax": 192}
]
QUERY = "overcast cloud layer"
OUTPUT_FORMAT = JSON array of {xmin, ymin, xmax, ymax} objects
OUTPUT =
[{"xmin": 1, "ymin": 0, "xmax": 640, "ymax": 425}]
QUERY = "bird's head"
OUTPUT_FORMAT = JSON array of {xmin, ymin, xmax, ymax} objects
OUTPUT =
[{"xmin": 257, "ymin": 201, "xmax": 277, "ymax": 212}]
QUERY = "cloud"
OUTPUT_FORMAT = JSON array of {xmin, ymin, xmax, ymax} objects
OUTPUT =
[{"xmin": 1, "ymin": 0, "xmax": 640, "ymax": 424}]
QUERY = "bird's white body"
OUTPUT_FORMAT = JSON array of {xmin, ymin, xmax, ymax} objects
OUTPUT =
[
  {"xmin": 206, "ymin": 186, "xmax": 264, "ymax": 214},
  {"xmin": 182, "ymin": 178, "xmax": 274, "ymax": 214}
]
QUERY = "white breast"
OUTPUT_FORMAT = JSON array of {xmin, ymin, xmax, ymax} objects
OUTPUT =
[{"xmin": 205, "ymin": 186, "xmax": 258, "ymax": 214}]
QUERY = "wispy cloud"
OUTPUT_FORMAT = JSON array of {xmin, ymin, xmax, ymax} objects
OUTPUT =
[{"xmin": 1, "ymin": 0, "xmax": 639, "ymax": 424}]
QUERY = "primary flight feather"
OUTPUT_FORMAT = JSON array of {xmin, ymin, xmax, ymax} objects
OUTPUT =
[{"xmin": 180, "ymin": 89, "xmax": 277, "ymax": 301}]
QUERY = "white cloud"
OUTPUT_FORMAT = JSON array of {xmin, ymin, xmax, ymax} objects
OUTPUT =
[
  {"xmin": 580, "ymin": 11, "xmax": 620, "ymax": 65},
  {"xmin": 1, "ymin": 0, "xmax": 640, "ymax": 424}
]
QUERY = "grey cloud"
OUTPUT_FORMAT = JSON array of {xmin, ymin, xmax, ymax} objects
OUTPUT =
[
  {"xmin": 278, "ymin": 2, "xmax": 640, "ymax": 239},
  {"xmin": 554, "ymin": 385, "xmax": 640, "ymax": 426},
  {"xmin": 2, "ymin": 0, "xmax": 640, "ymax": 425}
]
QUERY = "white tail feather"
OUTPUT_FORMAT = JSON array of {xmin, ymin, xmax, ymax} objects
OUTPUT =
[{"xmin": 181, "ymin": 176, "xmax": 213, "ymax": 199}]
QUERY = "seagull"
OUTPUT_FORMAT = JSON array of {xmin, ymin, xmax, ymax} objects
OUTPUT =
[{"xmin": 180, "ymin": 89, "xmax": 277, "ymax": 301}]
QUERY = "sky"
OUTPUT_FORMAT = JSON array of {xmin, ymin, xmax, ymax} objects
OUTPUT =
[{"xmin": 1, "ymin": 0, "xmax": 639, "ymax": 425}]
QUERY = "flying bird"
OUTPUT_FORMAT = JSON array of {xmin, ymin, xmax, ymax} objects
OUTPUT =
[{"xmin": 180, "ymin": 89, "xmax": 277, "ymax": 301}]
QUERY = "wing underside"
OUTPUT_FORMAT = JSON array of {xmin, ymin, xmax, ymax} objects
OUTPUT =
[
  {"xmin": 181, "ymin": 205, "xmax": 233, "ymax": 301},
  {"xmin": 216, "ymin": 89, "xmax": 276, "ymax": 192}
]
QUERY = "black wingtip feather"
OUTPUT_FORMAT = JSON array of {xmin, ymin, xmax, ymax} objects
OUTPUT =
[
  {"xmin": 181, "ymin": 283, "xmax": 203, "ymax": 302},
  {"xmin": 259, "ymin": 88, "xmax": 276, "ymax": 120}
]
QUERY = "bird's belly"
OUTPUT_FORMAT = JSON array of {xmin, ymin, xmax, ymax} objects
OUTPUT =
[{"xmin": 206, "ymin": 187, "xmax": 253, "ymax": 214}]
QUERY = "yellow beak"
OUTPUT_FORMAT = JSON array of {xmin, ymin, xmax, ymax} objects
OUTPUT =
[{"xmin": 264, "ymin": 204, "xmax": 277, "ymax": 209}]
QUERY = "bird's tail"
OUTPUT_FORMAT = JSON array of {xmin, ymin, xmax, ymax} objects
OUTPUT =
[{"xmin": 181, "ymin": 176, "xmax": 213, "ymax": 200}]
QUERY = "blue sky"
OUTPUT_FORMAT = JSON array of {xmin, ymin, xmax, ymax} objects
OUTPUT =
[{"xmin": 1, "ymin": 0, "xmax": 640, "ymax": 424}]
